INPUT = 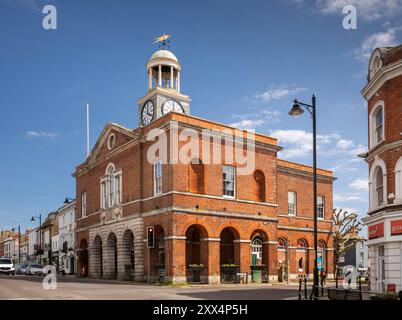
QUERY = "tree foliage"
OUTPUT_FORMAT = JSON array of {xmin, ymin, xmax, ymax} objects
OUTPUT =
[{"xmin": 332, "ymin": 208, "xmax": 364, "ymax": 276}]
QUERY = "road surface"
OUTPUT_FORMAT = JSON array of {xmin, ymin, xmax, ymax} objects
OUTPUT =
[{"xmin": 0, "ymin": 275, "xmax": 301, "ymax": 300}]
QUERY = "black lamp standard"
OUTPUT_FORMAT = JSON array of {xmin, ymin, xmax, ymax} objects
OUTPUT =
[
  {"xmin": 288, "ymin": 95, "xmax": 319, "ymax": 300},
  {"xmin": 31, "ymin": 215, "xmax": 42, "ymax": 264},
  {"xmin": 11, "ymin": 225, "xmax": 21, "ymax": 266}
]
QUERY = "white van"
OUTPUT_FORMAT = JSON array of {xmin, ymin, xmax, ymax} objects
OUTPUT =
[{"xmin": 0, "ymin": 257, "xmax": 15, "ymax": 275}]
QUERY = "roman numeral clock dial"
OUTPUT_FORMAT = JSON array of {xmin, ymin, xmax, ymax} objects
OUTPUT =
[
  {"xmin": 162, "ymin": 100, "xmax": 184, "ymax": 115},
  {"xmin": 141, "ymin": 100, "xmax": 154, "ymax": 125}
]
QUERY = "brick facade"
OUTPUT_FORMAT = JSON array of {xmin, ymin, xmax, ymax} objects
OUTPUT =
[{"xmin": 74, "ymin": 49, "xmax": 335, "ymax": 284}]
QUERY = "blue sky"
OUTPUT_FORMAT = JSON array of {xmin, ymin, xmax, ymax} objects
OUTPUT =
[{"xmin": 0, "ymin": 0, "xmax": 401, "ymax": 231}]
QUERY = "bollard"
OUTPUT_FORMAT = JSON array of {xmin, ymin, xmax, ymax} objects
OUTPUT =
[
  {"xmin": 303, "ymin": 276, "xmax": 308, "ymax": 299},
  {"xmin": 335, "ymin": 276, "xmax": 338, "ymax": 289},
  {"xmin": 321, "ymin": 280, "xmax": 324, "ymax": 297},
  {"xmin": 298, "ymin": 277, "xmax": 302, "ymax": 300}
]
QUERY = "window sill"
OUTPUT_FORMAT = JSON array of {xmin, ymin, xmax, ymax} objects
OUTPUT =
[{"xmin": 222, "ymin": 195, "xmax": 235, "ymax": 199}]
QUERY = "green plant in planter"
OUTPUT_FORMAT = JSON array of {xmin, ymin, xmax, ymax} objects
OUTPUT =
[
  {"xmin": 221, "ymin": 264, "xmax": 239, "ymax": 268},
  {"xmin": 371, "ymin": 293, "xmax": 399, "ymax": 300},
  {"xmin": 188, "ymin": 264, "xmax": 205, "ymax": 269}
]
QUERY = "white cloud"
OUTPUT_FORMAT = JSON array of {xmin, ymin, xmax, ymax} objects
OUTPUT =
[
  {"xmin": 0, "ymin": 0, "xmax": 42, "ymax": 11},
  {"xmin": 349, "ymin": 178, "xmax": 369, "ymax": 191},
  {"xmin": 25, "ymin": 131, "xmax": 58, "ymax": 138},
  {"xmin": 354, "ymin": 28, "xmax": 399, "ymax": 61},
  {"xmin": 269, "ymin": 129, "xmax": 357, "ymax": 159},
  {"xmin": 337, "ymin": 139, "xmax": 354, "ymax": 150},
  {"xmin": 229, "ymin": 109, "xmax": 281, "ymax": 130},
  {"xmin": 255, "ymin": 85, "xmax": 306, "ymax": 103},
  {"xmin": 229, "ymin": 119, "xmax": 266, "ymax": 130},
  {"xmin": 314, "ymin": 0, "xmax": 402, "ymax": 21},
  {"xmin": 334, "ymin": 193, "xmax": 365, "ymax": 202}
]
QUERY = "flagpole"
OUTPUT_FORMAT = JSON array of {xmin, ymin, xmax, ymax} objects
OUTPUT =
[{"xmin": 86, "ymin": 102, "xmax": 90, "ymax": 158}]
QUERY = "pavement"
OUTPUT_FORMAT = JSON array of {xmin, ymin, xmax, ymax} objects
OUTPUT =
[{"xmin": 0, "ymin": 274, "xmax": 304, "ymax": 300}]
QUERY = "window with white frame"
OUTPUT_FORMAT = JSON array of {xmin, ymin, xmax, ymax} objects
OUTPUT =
[
  {"xmin": 395, "ymin": 158, "xmax": 402, "ymax": 203},
  {"xmin": 370, "ymin": 103, "xmax": 384, "ymax": 148},
  {"xmin": 297, "ymin": 239, "xmax": 307, "ymax": 251},
  {"xmin": 251, "ymin": 237, "xmax": 263, "ymax": 259},
  {"xmin": 317, "ymin": 196, "xmax": 325, "ymax": 219},
  {"xmin": 154, "ymin": 160, "xmax": 162, "ymax": 195},
  {"xmin": 100, "ymin": 164, "xmax": 122, "ymax": 209},
  {"xmin": 277, "ymin": 237, "xmax": 287, "ymax": 251},
  {"xmin": 375, "ymin": 108, "xmax": 383, "ymax": 144},
  {"xmin": 375, "ymin": 167, "xmax": 384, "ymax": 206},
  {"xmin": 108, "ymin": 166, "xmax": 115, "ymax": 207},
  {"xmin": 288, "ymin": 191, "xmax": 297, "ymax": 215},
  {"xmin": 101, "ymin": 181, "xmax": 107, "ymax": 209},
  {"xmin": 81, "ymin": 192, "xmax": 87, "ymax": 217},
  {"xmin": 223, "ymin": 165, "xmax": 236, "ymax": 197},
  {"xmin": 116, "ymin": 174, "xmax": 122, "ymax": 204}
]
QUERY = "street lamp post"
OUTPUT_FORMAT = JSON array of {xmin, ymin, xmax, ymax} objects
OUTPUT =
[
  {"xmin": 11, "ymin": 225, "xmax": 21, "ymax": 266},
  {"xmin": 31, "ymin": 215, "xmax": 42, "ymax": 264},
  {"xmin": 288, "ymin": 94, "xmax": 319, "ymax": 300}
]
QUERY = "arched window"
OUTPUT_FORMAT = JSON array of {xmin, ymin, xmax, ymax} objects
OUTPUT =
[
  {"xmin": 277, "ymin": 237, "xmax": 287, "ymax": 251},
  {"xmin": 100, "ymin": 163, "xmax": 122, "ymax": 209},
  {"xmin": 395, "ymin": 158, "xmax": 402, "ymax": 203},
  {"xmin": 375, "ymin": 167, "xmax": 384, "ymax": 207},
  {"xmin": 253, "ymin": 170, "xmax": 265, "ymax": 202},
  {"xmin": 375, "ymin": 108, "xmax": 383, "ymax": 144},
  {"xmin": 251, "ymin": 237, "xmax": 263, "ymax": 258},
  {"xmin": 369, "ymin": 159, "xmax": 387, "ymax": 210},
  {"xmin": 368, "ymin": 49, "xmax": 383, "ymax": 80},
  {"xmin": 297, "ymin": 239, "xmax": 307, "ymax": 251},
  {"xmin": 369, "ymin": 102, "xmax": 384, "ymax": 148}
]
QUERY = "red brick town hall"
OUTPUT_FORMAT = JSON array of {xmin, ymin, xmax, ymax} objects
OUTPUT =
[{"xmin": 74, "ymin": 44, "xmax": 335, "ymax": 284}]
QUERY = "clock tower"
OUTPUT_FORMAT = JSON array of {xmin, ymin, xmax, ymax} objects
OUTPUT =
[{"xmin": 137, "ymin": 41, "xmax": 190, "ymax": 126}]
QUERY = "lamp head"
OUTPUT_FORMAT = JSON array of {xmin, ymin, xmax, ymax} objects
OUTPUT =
[
  {"xmin": 64, "ymin": 197, "xmax": 70, "ymax": 204},
  {"xmin": 30, "ymin": 216, "xmax": 35, "ymax": 222},
  {"xmin": 289, "ymin": 100, "xmax": 304, "ymax": 118}
]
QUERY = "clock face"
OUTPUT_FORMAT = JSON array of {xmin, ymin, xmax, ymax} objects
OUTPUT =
[
  {"xmin": 141, "ymin": 101, "xmax": 154, "ymax": 125},
  {"xmin": 162, "ymin": 100, "xmax": 184, "ymax": 115}
]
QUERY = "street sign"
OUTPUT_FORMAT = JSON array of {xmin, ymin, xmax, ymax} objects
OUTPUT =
[
  {"xmin": 317, "ymin": 257, "xmax": 323, "ymax": 270},
  {"xmin": 147, "ymin": 227, "xmax": 154, "ymax": 248}
]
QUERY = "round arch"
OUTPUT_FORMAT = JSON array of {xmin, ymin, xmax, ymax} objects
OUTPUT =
[
  {"xmin": 103, "ymin": 232, "xmax": 118, "ymax": 279},
  {"xmin": 78, "ymin": 239, "xmax": 88, "ymax": 277},
  {"xmin": 91, "ymin": 235, "xmax": 103, "ymax": 278},
  {"xmin": 369, "ymin": 158, "xmax": 387, "ymax": 209}
]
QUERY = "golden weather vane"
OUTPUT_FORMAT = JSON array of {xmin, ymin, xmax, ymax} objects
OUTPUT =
[{"xmin": 153, "ymin": 33, "xmax": 171, "ymax": 50}]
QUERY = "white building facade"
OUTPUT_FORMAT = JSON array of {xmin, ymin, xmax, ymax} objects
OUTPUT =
[
  {"xmin": 28, "ymin": 228, "xmax": 38, "ymax": 263},
  {"xmin": 362, "ymin": 45, "xmax": 402, "ymax": 294},
  {"xmin": 57, "ymin": 200, "xmax": 76, "ymax": 274}
]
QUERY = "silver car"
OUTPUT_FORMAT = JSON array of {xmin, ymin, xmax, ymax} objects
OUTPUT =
[{"xmin": 27, "ymin": 264, "xmax": 44, "ymax": 276}]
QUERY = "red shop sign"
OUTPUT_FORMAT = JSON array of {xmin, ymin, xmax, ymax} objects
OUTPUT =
[
  {"xmin": 390, "ymin": 220, "xmax": 402, "ymax": 236},
  {"xmin": 368, "ymin": 223, "xmax": 384, "ymax": 239}
]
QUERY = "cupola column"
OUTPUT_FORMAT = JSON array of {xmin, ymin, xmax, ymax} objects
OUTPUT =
[
  {"xmin": 148, "ymin": 68, "xmax": 153, "ymax": 90},
  {"xmin": 177, "ymin": 70, "xmax": 181, "ymax": 93},
  {"xmin": 170, "ymin": 66, "xmax": 174, "ymax": 89},
  {"xmin": 158, "ymin": 65, "xmax": 162, "ymax": 87}
]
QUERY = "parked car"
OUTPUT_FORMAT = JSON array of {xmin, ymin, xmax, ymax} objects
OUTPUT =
[
  {"xmin": 26, "ymin": 264, "xmax": 44, "ymax": 276},
  {"xmin": 16, "ymin": 264, "xmax": 29, "ymax": 275},
  {"xmin": 0, "ymin": 257, "xmax": 15, "ymax": 275}
]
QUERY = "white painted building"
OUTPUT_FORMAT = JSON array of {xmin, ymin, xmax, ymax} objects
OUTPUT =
[
  {"xmin": 57, "ymin": 200, "xmax": 76, "ymax": 274},
  {"xmin": 361, "ymin": 45, "xmax": 402, "ymax": 294},
  {"xmin": 28, "ymin": 228, "xmax": 38, "ymax": 263}
]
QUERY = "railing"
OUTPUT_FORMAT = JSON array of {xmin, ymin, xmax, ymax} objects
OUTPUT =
[
  {"xmin": 298, "ymin": 276, "xmax": 402, "ymax": 300},
  {"xmin": 220, "ymin": 266, "xmax": 240, "ymax": 283}
]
